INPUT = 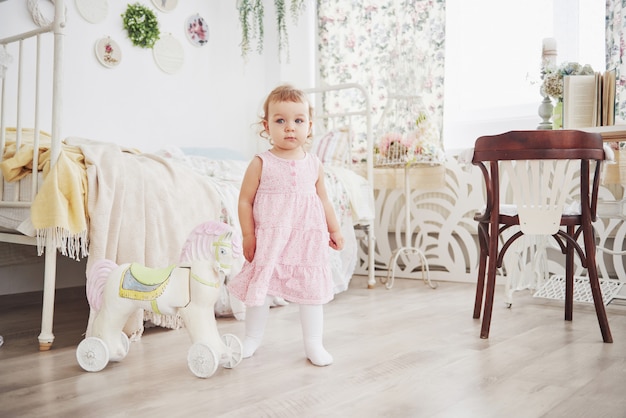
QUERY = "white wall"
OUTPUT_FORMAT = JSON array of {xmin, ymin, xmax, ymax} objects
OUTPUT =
[{"xmin": 0, "ymin": 0, "xmax": 315, "ymax": 157}]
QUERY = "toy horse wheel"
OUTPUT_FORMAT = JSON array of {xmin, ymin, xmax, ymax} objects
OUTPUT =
[
  {"xmin": 221, "ymin": 333, "xmax": 243, "ymax": 369},
  {"xmin": 187, "ymin": 343, "xmax": 218, "ymax": 378},
  {"xmin": 119, "ymin": 332, "xmax": 130, "ymax": 358},
  {"xmin": 76, "ymin": 337, "xmax": 110, "ymax": 372}
]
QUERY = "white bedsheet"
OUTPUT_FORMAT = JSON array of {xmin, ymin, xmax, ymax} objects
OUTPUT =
[
  {"xmin": 0, "ymin": 174, "xmax": 42, "ymax": 267},
  {"xmin": 0, "ymin": 173, "xmax": 42, "ymax": 232}
]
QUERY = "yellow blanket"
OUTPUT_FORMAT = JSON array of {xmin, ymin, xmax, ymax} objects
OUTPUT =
[
  {"xmin": 1, "ymin": 129, "xmax": 89, "ymax": 259},
  {"xmin": 1, "ymin": 128, "xmax": 52, "ymax": 180}
]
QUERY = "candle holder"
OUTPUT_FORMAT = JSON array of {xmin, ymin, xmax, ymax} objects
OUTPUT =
[
  {"xmin": 537, "ymin": 95, "xmax": 554, "ymax": 130},
  {"xmin": 537, "ymin": 37, "xmax": 557, "ymax": 130}
]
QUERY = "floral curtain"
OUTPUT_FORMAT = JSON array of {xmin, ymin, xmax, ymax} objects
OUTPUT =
[
  {"xmin": 317, "ymin": 0, "xmax": 446, "ymax": 153},
  {"xmin": 606, "ymin": 0, "xmax": 626, "ymax": 120}
]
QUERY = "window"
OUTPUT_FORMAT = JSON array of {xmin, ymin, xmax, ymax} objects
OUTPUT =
[{"xmin": 443, "ymin": 0, "xmax": 606, "ymax": 150}]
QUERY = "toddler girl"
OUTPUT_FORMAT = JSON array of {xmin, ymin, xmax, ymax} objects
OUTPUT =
[{"xmin": 227, "ymin": 84, "xmax": 344, "ymax": 366}]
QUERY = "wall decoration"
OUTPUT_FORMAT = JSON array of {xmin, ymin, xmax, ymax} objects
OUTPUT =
[
  {"xmin": 153, "ymin": 33, "xmax": 184, "ymax": 74},
  {"xmin": 122, "ymin": 3, "xmax": 160, "ymax": 49},
  {"xmin": 185, "ymin": 14, "xmax": 209, "ymax": 47},
  {"xmin": 94, "ymin": 37, "xmax": 121, "ymax": 68},
  {"xmin": 151, "ymin": 0, "xmax": 177, "ymax": 13},
  {"xmin": 27, "ymin": 0, "xmax": 57, "ymax": 27},
  {"xmin": 75, "ymin": 0, "xmax": 108, "ymax": 24}
]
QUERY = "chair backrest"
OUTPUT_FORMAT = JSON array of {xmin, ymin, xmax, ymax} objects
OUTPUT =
[{"xmin": 472, "ymin": 130, "xmax": 604, "ymax": 235}]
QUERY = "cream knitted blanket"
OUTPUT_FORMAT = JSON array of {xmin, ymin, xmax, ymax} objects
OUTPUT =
[{"xmin": 66, "ymin": 137, "xmax": 222, "ymax": 338}]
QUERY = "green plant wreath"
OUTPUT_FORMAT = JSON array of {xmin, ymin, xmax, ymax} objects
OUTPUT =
[{"xmin": 122, "ymin": 3, "xmax": 160, "ymax": 49}]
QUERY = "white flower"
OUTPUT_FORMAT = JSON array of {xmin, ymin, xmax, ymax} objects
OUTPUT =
[{"xmin": 541, "ymin": 61, "xmax": 595, "ymax": 100}]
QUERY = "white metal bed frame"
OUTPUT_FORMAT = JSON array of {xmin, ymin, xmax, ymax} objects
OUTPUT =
[
  {"xmin": 0, "ymin": 1, "xmax": 65, "ymax": 350},
  {"xmin": 304, "ymin": 83, "xmax": 376, "ymax": 289}
]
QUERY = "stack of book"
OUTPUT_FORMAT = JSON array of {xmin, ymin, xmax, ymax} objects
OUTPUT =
[
  {"xmin": 569, "ymin": 72, "xmax": 626, "ymax": 186},
  {"xmin": 563, "ymin": 70, "xmax": 616, "ymax": 129}
]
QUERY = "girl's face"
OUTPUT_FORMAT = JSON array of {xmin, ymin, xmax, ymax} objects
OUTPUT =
[{"xmin": 264, "ymin": 100, "xmax": 312, "ymax": 153}]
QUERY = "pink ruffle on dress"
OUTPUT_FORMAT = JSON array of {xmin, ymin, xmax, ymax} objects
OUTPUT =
[{"xmin": 227, "ymin": 151, "xmax": 334, "ymax": 306}]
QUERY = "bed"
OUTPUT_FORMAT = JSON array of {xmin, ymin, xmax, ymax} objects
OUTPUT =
[{"xmin": 0, "ymin": 3, "xmax": 376, "ymax": 350}]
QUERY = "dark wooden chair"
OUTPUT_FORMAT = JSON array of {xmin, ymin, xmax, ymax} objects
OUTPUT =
[{"xmin": 472, "ymin": 130, "xmax": 612, "ymax": 343}]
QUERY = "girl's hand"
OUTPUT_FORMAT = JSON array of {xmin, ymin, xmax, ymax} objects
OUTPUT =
[
  {"xmin": 242, "ymin": 235, "xmax": 256, "ymax": 262},
  {"xmin": 329, "ymin": 231, "xmax": 344, "ymax": 251}
]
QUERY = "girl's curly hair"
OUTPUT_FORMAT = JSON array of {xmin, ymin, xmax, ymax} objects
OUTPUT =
[{"xmin": 258, "ymin": 84, "xmax": 313, "ymax": 140}]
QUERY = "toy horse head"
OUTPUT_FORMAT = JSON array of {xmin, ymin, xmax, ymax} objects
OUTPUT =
[{"xmin": 179, "ymin": 221, "xmax": 242, "ymax": 274}]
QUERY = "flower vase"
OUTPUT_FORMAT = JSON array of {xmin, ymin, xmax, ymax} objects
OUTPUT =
[{"xmin": 552, "ymin": 99, "xmax": 563, "ymax": 130}]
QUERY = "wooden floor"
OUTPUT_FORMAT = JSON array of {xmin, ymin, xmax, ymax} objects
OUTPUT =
[{"xmin": 1, "ymin": 275, "xmax": 625, "ymax": 418}]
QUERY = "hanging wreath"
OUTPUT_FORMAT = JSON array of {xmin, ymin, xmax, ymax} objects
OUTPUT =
[{"xmin": 122, "ymin": 3, "xmax": 160, "ymax": 49}]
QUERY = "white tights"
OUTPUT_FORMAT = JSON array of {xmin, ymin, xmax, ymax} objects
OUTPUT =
[
  {"xmin": 242, "ymin": 297, "xmax": 333, "ymax": 366},
  {"xmin": 299, "ymin": 303, "xmax": 333, "ymax": 366},
  {"xmin": 241, "ymin": 296, "xmax": 273, "ymax": 359}
]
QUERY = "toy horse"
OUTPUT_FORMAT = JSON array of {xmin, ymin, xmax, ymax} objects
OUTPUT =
[{"xmin": 76, "ymin": 221, "xmax": 243, "ymax": 378}]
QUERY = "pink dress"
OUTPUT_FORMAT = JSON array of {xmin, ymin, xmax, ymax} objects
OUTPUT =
[{"xmin": 227, "ymin": 151, "xmax": 334, "ymax": 306}]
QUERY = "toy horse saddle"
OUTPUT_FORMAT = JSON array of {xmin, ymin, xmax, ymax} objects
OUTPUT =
[{"xmin": 119, "ymin": 263, "xmax": 177, "ymax": 301}]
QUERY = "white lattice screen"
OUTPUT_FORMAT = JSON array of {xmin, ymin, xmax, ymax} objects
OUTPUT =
[{"xmin": 354, "ymin": 154, "xmax": 626, "ymax": 294}]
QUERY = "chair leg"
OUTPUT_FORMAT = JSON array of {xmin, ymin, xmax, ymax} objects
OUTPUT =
[
  {"xmin": 473, "ymin": 256, "xmax": 486, "ymax": 319},
  {"xmin": 564, "ymin": 226, "xmax": 574, "ymax": 322},
  {"xmin": 583, "ymin": 225, "xmax": 613, "ymax": 343},
  {"xmin": 480, "ymin": 224, "xmax": 499, "ymax": 339},
  {"xmin": 480, "ymin": 263, "xmax": 497, "ymax": 339},
  {"xmin": 473, "ymin": 223, "xmax": 488, "ymax": 319}
]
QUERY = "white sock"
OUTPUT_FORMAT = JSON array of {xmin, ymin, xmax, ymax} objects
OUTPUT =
[
  {"xmin": 242, "ymin": 296, "xmax": 272, "ymax": 358},
  {"xmin": 300, "ymin": 304, "xmax": 333, "ymax": 366}
]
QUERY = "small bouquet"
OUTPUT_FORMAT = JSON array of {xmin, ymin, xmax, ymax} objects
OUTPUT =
[
  {"xmin": 541, "ymin": 61, "xmax": 595, "ymax": 101},
  {"xmin": 376, "ymin": 112, "xmax": 444, "ymax": 167}
]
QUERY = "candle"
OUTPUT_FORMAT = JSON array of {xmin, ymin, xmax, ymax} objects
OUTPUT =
[{"xmin": 542, "ymin": 37, "xmax": 557, "ymax": 68}]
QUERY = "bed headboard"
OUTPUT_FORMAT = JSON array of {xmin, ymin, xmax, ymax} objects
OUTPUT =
[
  {"xmin": 303, "ymin": 83, "xmax": 374, "ymax": 187},
  {"xmin": 0, "ymin": 1, "xmax": 66, "ymax": 201}
]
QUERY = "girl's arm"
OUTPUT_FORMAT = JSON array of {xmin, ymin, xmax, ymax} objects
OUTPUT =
[
  {"xmin": 315, "ymin": 163, "xmax": 344, "ymax": 251},
  {"xmin": 238, "ymin": 156, "xmax": 262, "ymax": 262}
]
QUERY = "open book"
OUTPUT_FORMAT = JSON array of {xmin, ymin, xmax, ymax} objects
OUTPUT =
[{"xmin": 562, "ymin": 69, "xmax": 616, "ymax": 129}]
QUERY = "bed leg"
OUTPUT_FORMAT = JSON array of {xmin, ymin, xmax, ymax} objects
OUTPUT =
[
  {"xmin": 38, "ymin": 239, "xmax": 58, "ymax": 351},
  {"xmin": 366, "ymin": 224, "xmax": 376, "ymax": 289}
]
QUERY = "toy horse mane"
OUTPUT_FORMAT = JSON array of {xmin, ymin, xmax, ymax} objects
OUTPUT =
[{"xmin": 179, "ymin": 221, "xmax": 242, "ymax": 264}]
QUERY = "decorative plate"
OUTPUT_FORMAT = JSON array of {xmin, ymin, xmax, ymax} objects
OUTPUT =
[
  {"xmin": 151, "ymin": 0, "xmax": 177, "ymax": 13},
  {"xmin": 152, "ymin": 34, "xmax": 184, "ymax": 74},
  {"xmin": 94, "ymin": 37, "xmax": 121, "ymax": 68},
  {"xmin": 185, "ymin": 14, "xmax": 209, "ymax": 47},
  {"xmin": 75, "ymin": 0, "xmax": 108, "ymax": 24}
]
